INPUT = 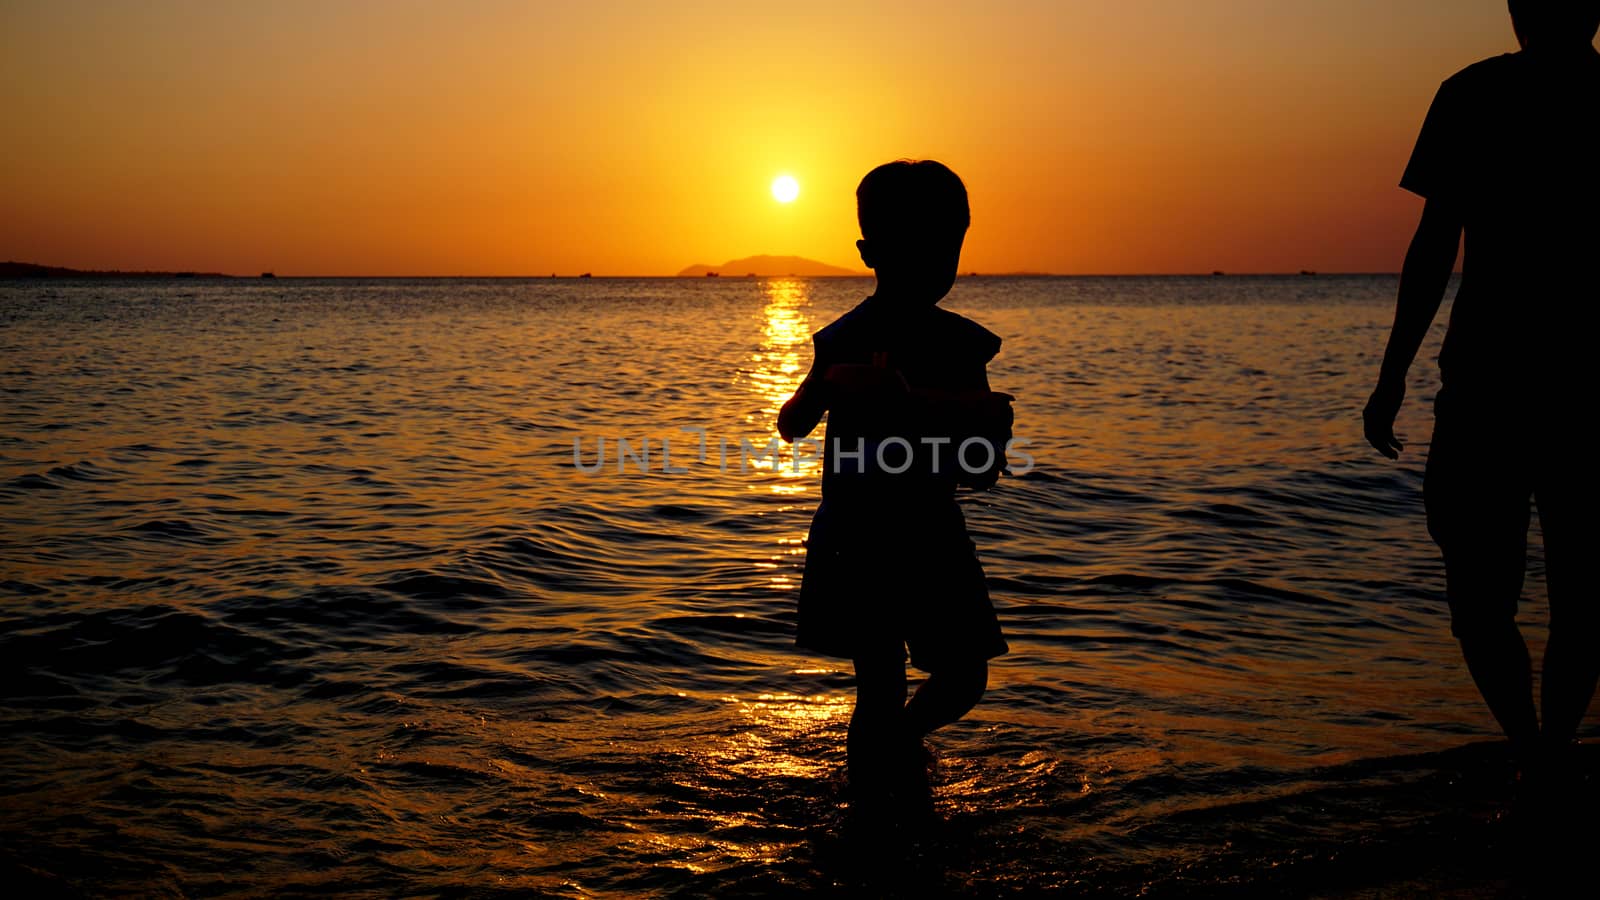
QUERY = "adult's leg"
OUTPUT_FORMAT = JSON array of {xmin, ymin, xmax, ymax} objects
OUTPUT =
[
  {"xmin": 1535, "ymin": 470, "xmax": 1599, "ymax": 751},
  {"xmin": 1426, "ymin": 403, "xmax": 1538, "ymax": 754},
  {"xmin": 1455, "ymin": 612, "xmax": 1540, "ymax": 753}
]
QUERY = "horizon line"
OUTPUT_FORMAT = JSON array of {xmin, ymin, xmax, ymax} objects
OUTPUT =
[
  {"xmin": 3, "ymin": 268, "xmax": 1418, "ymax": 280},
  {"xmin": 237, "ymin": 271, "xmax": 1406, "ymax": 278}
]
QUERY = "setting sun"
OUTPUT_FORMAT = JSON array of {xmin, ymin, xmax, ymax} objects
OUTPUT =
[
  {"xmin": 0, "ymin": 1, "xmax": 1522, "ymax": 276},
  {"xmin": 771, "ymin": 175, "xmax": 800, "ymax": 204}
]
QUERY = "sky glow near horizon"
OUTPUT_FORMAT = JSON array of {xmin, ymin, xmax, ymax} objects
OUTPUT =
[{"xmin": 1, "ymin": 1, "xmax": 1559, "ymax": 275}]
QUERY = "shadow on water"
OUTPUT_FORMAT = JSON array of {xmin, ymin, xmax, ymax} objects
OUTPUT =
[{"xmin": 741, "ymin": 742, "xmax": 1600, "ymax": 899}]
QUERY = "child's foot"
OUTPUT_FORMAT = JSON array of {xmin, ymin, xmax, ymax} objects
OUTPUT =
[
  {"xmin": 889, "ymin": 736, "xmax": 935, "ymax": 821},
  {"xmin": 919, "ymin": 740, "xmax": 940, "ymax": 782},
  {"xmin": 843, "ymin": 740, "xmax": 937, "ymax": 831}
]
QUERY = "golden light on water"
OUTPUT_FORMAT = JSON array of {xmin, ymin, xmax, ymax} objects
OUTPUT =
[
  {"xmin": 720, "ymin": 691, "xmax": 851, "ymax": 780},
  {"xmin": 746, "ymin": 278, "xmax": 818, "ymax": 491},
  {"xmin": 744, "ymin": 282, "xmax": 820, "ymax": 593},
  {"xmin": 752, "ymin": 278, "xmax": 810, "ymax": 409}
]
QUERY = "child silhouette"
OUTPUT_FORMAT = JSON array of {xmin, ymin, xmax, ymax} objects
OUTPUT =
[{"xmin": 778, "ymin": 159, "xmax": 1013, "ymax": 823}]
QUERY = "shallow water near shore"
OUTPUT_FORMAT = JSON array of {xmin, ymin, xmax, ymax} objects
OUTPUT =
[{"xmin": 1, "ymin": 274, "xmax": 1582, "ymax": 896}]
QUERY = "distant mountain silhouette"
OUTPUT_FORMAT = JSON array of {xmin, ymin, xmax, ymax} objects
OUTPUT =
[
  {"xmin": 677, "ymin": 255, "xmax": 865, "ymax": 277},
  {"xmin": 1, "ymin": 261, "xmax": 231, "ymax": 278}
]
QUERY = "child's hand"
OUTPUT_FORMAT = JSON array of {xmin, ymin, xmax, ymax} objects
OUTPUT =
[
  {"xmin": 824, "ymin": 363, "xmax": 909, "ymax": 398},
  {"xmin": 971, "ymin": 391, "xmax": 1015, "ymax": 431}
]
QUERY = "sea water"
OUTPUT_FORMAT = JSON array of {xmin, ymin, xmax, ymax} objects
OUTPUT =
[{"xmin": 0, "ymin": 275, "xmax": 1560, "ymax": 895}]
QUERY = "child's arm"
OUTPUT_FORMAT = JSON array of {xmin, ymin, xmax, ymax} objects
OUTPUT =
[
  {"xmin": 778, "ymin": 366, "xmax": 829, "ymax": 442},
  {"xmin": 909, "ymin": 387, "xmax": 1013, "ymax": 426},
  {"xmin": 781, "ymin": 355, "xmax": 921, "ymax": 440},
  {"xmin": 907, "ymin": 381, "xmax": 1014, "ymax": 443},
  {"xmin": 823, "ymin": 362, "xmax": 908, "ymax": 395},
  {"xmin": 1363, "ymin": 197, "xmax": 1462, "ymax": 459}
]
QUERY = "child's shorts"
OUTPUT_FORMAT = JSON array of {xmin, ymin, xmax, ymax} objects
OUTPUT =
[{"xmin": 794, "ymin": 500, "xmax": 1009, "ymax": 672}]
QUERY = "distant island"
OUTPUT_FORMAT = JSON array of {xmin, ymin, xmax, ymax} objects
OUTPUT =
[
  {"xmin": 1, "ymin": 261, "xmax": 232, "ymax": 278},
  {"xmin": 677, "ymin": 255, "xmax": 865, "ymax": 277}
]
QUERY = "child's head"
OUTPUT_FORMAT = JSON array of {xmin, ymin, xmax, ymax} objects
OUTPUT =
[
  {"xmin": 1509, "ymin": 0, "xmax": 1600, "ymax": 49},
  {"xmin": 855, "ymin": 159, "xmax": 969, "ymax": 305}
]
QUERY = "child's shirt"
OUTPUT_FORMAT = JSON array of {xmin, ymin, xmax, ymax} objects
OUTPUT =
[
  {"xmin": 799, "ymin": 295, "xmax": 1004, "ymax": 546},
  {"xmin": 791, "ymin": 295, "xmax": 1012, "ymax": 666}
]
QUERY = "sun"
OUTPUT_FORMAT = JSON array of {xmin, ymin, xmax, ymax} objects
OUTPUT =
[{"xmin": 771, "ymin": 174, "xmax": 800, "ymax": 204}]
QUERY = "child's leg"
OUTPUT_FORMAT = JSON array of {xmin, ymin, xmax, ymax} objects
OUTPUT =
[
  {"xmin": 904, "ymin": 658, "xmax": 988, "ymax": 738},
  {"xmin": 848, "ymin": 647, "xmax": 907, "ymax": 796}
]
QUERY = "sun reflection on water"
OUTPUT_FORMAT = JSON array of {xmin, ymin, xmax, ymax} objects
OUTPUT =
[
  {"xmin": 719, "ymin": 690, "xmax": 852, "ymax": 780},
  {"xmin": 747, "ymin": 280, "xmax": 820, "ymax": 487},
  {"xmin": 743, "ymin": 279, "xmax": 823, "ymax": 593},
  {"xmin": 747, "ymin": 278, "xmax": 812, "ymax": 424}
]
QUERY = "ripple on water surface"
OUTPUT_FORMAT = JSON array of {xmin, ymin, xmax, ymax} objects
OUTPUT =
[{"xmin": 0, "ymin": 276, "xmax": 1569, "ymax": 895}]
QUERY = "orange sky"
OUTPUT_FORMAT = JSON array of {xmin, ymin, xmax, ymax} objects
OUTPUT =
[{"xmin": 0, "ymin": 1, "xmax": 1553, "ymax": 275}]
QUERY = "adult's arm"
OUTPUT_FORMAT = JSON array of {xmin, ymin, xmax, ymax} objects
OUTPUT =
[{"xmin": 1363, "ymin": 198, "xmax": 1462, "ymax": 459}]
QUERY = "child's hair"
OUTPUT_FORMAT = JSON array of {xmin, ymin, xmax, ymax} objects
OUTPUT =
[
  {"xmin": 856, "ymin": 159, "xmax": 970, "ymax": 245},
  {"xmin": 1509, "ymin": 0, "xmax": 1600, "ymax": 43}
]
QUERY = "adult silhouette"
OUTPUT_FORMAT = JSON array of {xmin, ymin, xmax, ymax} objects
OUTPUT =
[{"xmin": 1365, "ymin": 1, "xmax": 1600, "ymax": 783}]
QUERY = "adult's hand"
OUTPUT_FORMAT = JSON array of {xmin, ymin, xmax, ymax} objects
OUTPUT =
[{"xmin": 1363, "ymin": 381, "xmax": 1405, "ymax": 459}]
